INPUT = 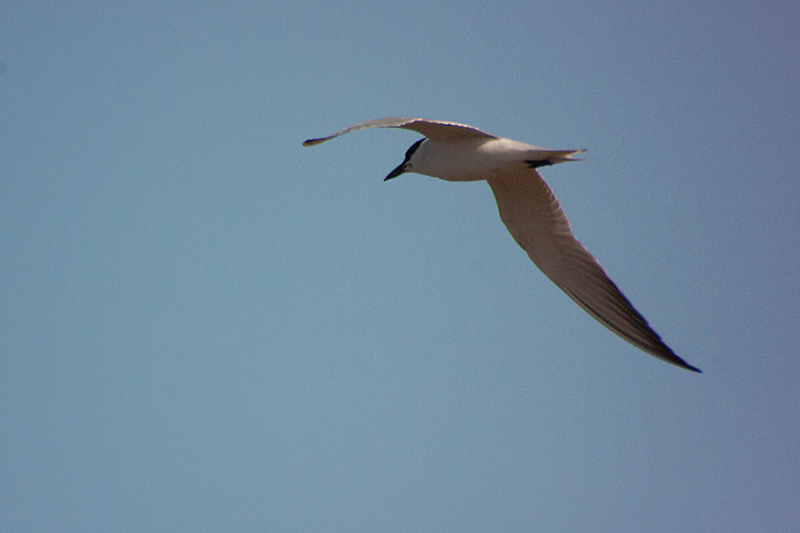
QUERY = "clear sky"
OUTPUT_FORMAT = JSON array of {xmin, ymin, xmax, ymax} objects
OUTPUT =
[{"xmin": 2, "ymin": 1, "xmax": 799, "ymax": 531}]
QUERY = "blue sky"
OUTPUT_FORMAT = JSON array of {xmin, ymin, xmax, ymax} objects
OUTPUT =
[{"xmin": 2, "ymin": 1, "xmax": 799, "ymax": 531}]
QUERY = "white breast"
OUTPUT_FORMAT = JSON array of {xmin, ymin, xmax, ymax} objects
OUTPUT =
[{"xmin": 412, "ymin": 137, "xmax": 551, "ymax": 182}]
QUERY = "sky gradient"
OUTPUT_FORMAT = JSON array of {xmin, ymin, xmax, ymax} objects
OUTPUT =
[{"xmin": 2, "ymin": 1, "xmax": 799, "ymax": 531}]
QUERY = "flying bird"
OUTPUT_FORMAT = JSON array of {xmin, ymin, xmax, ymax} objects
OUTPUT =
[{"xmin": 303, "ymin": 118, "xmax": 700, "ymax": 372}]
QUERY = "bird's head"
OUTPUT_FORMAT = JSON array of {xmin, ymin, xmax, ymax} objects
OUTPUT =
[{"xmin": 384, "ymin": 139, "xmax": 424, "ymax": 181}]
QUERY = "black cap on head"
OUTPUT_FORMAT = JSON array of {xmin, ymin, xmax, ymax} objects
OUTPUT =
[{"xmin": 385, "ymin": 139, "xmax": 424, "ymax": 181}]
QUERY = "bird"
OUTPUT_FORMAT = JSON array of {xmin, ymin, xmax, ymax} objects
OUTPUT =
[{"xmin": 303, "ymin": 118, "xmax": 700, "ymax": 373}]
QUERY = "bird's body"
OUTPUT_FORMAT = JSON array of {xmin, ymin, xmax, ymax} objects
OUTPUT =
[
  {"xmin": 303, "ymin": 118, "xmax": 701, "ymax": 373},
  {"xmin": 409, "ymin": 137, "xmax": 578, "ymax": 182}
]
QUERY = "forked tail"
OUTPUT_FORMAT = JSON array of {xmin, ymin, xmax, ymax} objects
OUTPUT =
[{"xmin": 526, "ymin": 149, "xmax": 586, "ymax": 169}]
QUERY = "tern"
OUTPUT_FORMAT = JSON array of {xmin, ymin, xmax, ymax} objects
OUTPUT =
[{"xmin": 304, "ymin": 118, "xmax": 700, "ymax": 372}]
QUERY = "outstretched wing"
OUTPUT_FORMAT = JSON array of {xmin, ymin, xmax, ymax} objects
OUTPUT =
[
  {"xmin": 486, "ymin": 169, "xmax": 700, "ymax": 372},
  {"xmin": 303, "ymin": 117, "xmax": 498, "ymax": 146}
]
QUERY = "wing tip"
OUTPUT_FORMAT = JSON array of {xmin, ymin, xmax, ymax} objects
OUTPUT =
[
  {"xmin": 664, "ymin": 352, "xmax": 702, "ymax": 373},
  {"xmin": 683, "ymin": 362, "xmax": 703, "ymax": 373}
]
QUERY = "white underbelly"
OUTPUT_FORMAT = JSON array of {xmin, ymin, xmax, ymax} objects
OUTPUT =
[{"xmin": 415, "ymin": 138, "xmax": 542, "ymax": 182}]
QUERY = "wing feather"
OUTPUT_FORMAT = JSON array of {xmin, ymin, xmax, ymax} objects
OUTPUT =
[
  {"xmin": 303, "ymin": 117, "xmax": 497, "ymax": 146},
  {"xmin": 487, "ymin": 169, "xmax": 700, "ymax": 372}
]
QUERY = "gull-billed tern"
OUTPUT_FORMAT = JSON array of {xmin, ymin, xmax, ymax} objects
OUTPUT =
[{"xmin": 304, "ymin": 117, "xmax": 700, "ymax": 373}]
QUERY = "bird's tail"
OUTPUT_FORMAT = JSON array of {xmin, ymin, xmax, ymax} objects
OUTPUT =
[{"xmin": 525, "ymin": 149, "xmax": 586, "ymax": 169}]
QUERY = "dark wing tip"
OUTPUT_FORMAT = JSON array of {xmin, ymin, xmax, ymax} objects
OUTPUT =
[
  {"xmin": 682, "ymin": 361, "xmax": 703, "ymax": 373},
  {"xmin": 662, "ymin": 350, "xmax": 702, "ymax": 373}
]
